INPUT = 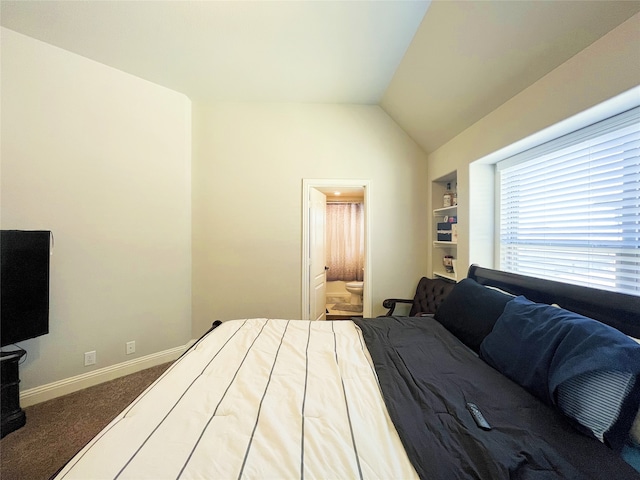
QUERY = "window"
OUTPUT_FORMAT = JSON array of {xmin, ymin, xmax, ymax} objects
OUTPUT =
[{"xmin": 497, "ymin": 106, "xmax": 639, "ymax": 296}]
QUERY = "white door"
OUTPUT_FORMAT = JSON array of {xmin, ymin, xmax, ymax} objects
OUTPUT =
[{"xmin": 309, "ymin": 188, "xmax": 327, "ymax": 321}]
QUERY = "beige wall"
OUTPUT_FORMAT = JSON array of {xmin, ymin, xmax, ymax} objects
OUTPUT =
[
  {"xmin": 1, "ymin": 28, "xmax": 193, "ymax": 389},
  {"xmin": 426, "ymin": 13, "xmax": 640, "ymax": 277},
  {"xmin": 7, "ymin": 10, "xmax": 634, "ymax": 392},
  {"xmin": 192, "ymin": 103, "xmax": 428, "ymax": 335}
]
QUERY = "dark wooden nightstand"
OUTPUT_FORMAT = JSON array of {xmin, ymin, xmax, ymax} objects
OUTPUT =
[{"xmin": 1, "ymin": 349, "xmax": 27, "ymax": 438}]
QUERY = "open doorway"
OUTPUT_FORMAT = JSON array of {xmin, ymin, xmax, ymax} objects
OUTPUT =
[{"xmin": 301, "ymin": 179, "xmax": 371, "ymax": 320}]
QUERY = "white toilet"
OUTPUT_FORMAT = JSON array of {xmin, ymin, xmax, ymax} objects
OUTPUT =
[{"xmin": 345, "ymin": 281, "xmax": 364, "ymax": 305}]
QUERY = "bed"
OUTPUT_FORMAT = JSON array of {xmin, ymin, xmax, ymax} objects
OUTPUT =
[{"xmin": 53, "ymin": 266, "xmax": 640, "ymax": 479}]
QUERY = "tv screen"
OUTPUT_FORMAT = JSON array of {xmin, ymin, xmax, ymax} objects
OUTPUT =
[{"xmin": 1, "ymin": 230, "xmax": 51, "ymax": 347}]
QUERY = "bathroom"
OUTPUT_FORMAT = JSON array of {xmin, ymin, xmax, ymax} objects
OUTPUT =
[{"xmin": 325, "ymin": 191, "xmax": 365, "ymax": 319}]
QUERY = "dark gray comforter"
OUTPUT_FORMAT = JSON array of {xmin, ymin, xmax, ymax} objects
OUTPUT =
[{"xmin": 354, "ymin": 316, "xmax": 639, "ymax": 479}]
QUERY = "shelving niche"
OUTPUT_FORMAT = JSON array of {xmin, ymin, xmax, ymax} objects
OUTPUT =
[{"xmin": 432, "ymin": 172, "xmax": 458, "ymax": 282}]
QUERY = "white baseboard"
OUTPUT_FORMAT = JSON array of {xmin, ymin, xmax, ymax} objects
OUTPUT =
[{"xmin": 20, "ymin": 340, "xmax": 196, "ymax": 407}]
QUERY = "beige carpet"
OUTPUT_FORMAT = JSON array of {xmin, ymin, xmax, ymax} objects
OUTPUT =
[{"xmin": 0, "ymin": 362, "xmax": 171, "ymax": 480}]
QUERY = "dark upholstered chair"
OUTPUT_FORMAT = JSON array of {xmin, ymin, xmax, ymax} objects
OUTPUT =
[{"xmin": 382, "ymin": 277, "xmax": 456, "ymax": 316}]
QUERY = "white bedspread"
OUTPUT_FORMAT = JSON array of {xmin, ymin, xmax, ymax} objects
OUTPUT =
[{"xmin": 54, "ymin": 319, "xmax": 418, "ymax": 479}]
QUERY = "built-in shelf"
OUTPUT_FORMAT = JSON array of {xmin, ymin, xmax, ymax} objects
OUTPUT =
[
  {"xmin": 432, "ymin": 172, "xmax": 459, "ymax": 282},
  {"xmin": 433, "ymin": 205, "xmax": 458, "ymax": 216},
  {"xmin": 433, "ymin": 270, "xmax": 457, "ymax": 282},
  {"xmin": 434, "ymin": 241, "xmax": 457, "ymax": 247}
]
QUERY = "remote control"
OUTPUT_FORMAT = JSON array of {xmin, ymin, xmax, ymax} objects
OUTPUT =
[{"xmin": 466, "ymin": 402, "xmax": 492, "ymax": 430}]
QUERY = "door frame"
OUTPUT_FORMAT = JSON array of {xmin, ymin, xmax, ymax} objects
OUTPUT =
[{"xmin": 301, "ymin": 179, "xmax": 371, "ymax": 320}]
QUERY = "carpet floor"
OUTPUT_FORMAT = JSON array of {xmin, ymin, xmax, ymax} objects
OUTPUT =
[{"xmin": 0, "ymin": 362, "xmax": 171, "ymax": 480}]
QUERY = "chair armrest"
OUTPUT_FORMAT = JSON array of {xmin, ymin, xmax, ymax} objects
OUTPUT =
[{"xmin": 381, "ymin": 298, "xmax": 413, "ymax": 316}]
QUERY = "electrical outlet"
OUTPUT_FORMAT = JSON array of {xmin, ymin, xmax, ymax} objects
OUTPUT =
[
  {"xmin": 84, "ymin": 351, "xmax": 96, "ymax": 366},
  {"xmin": 126, "ymin": 341, "xmax": 136, "ymax": 355}
]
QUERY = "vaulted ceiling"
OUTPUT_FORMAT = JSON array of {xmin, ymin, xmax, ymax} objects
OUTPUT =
[{"xmin": 2, "ymin": 1, "xmax": 639, "ymax": 153}]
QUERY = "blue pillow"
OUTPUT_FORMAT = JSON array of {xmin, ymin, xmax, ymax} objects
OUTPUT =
[
  {"xmin": 480, "ymin": 296, "xmax": 640, "ymax": 452},
  {"xmin": 433, "ymin": 278, "xmax": 512, "ymax": 352}
]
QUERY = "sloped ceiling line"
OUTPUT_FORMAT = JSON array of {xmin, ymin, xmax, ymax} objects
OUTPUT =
[{"xmin": 2, "ymin": 0, "xmax": 639, "ymax": 153}]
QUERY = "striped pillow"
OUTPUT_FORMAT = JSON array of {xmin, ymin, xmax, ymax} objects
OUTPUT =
[
  {"xmin": 629, "ymin": 337, "xmax": 640, "ymax": 445},
  {"xmin": 631, "ymin": 411, "xmax": 640, "ymax": 445},
  {"xmin": 557, "ymin": 370, "xmax": 635, "ymax": 443}
]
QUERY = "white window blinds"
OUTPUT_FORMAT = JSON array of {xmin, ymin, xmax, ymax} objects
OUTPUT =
[{"xmin": 497, "ymin": 106, "xmax": 640, "ymax": 297}]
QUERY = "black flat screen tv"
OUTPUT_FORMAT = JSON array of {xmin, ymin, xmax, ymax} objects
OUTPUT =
[{"xmin": 1, "ymin": 230, "xmax": 51, "ymax": 347}]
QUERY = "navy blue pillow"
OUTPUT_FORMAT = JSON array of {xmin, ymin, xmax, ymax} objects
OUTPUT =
[
  {"xmin": 433, "ymin": 278, "xmax": 512, "ymax": 352},
  {"xmin": 480, "ymin": 296, "xmax": 640, "ymax": 452}
]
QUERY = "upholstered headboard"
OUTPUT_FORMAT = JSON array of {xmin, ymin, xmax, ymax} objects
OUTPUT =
[
  {"xmin": 409, "ymin": 277, "xmax": 455, "ymax": 316},
  {"xmin": 467, "ymin": 265, "xmax": 640, "ymax": 338}
]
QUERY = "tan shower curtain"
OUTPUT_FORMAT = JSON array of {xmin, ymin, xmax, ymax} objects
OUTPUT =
[{"xmin": 326, "ymin": 202, "xmax": 364, "ymax": 281}]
